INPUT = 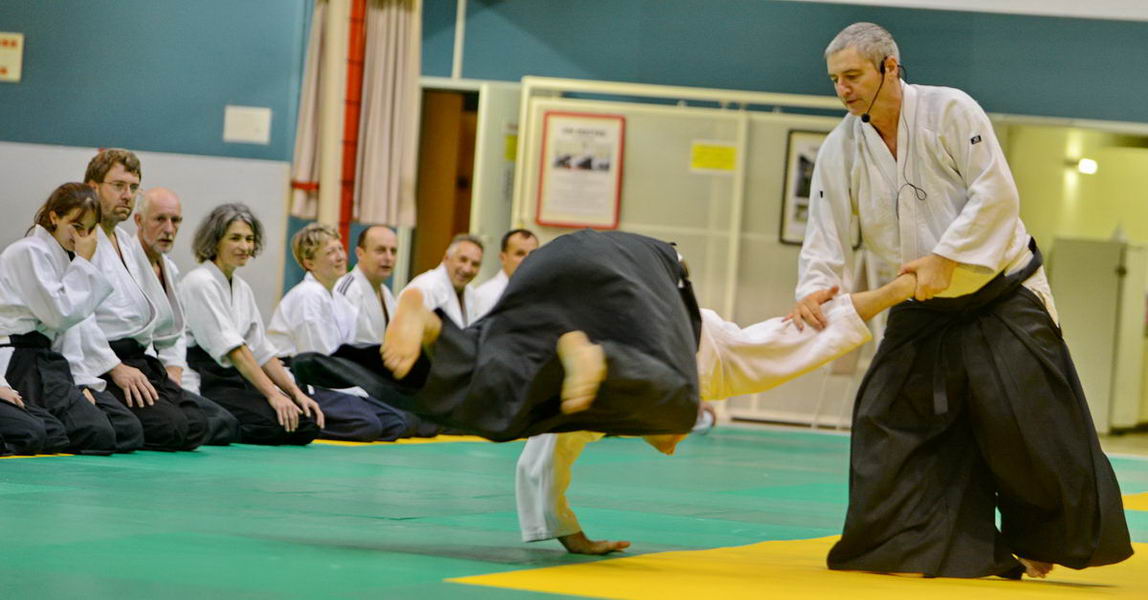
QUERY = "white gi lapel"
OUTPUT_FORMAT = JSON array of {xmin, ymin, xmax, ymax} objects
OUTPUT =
[{"xmin": 896, "ymin": 83, "xmax": 920, "ymax": 263}]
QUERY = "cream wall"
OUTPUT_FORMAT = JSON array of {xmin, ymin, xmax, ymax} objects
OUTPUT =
[{"xmin": 1006, "ymin": 125, "xmax": 1148, "ymax": 249}]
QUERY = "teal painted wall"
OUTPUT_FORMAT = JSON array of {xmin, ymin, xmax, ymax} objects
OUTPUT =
[
  {"xmin": 4, "ymin": 1, "xmax": 1141, "ymax": 163},
  {"xmin": 430, "ymin": 0, "xmax": 1148, "ymax": 124},
  {"xmin": 0, "ymin": 0, "xmax": 311, "ymax": 161}
]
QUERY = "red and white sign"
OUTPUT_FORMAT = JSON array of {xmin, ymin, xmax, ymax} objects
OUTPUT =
[{"xmin": 536, "ymin": 111, "xmax": 625, "ymax": 229}]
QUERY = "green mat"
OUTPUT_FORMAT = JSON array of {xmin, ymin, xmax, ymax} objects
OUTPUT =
[{"xmin": 0, "ymin": 427, "xmax": 1144, "ymax": 599}]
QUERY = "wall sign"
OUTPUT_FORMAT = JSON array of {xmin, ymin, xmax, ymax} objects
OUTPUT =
[
  {"xmin": 0, "ymin": 32, "xmax": 25, "ymax": 83},
  {"xmin": 536, "ymin": 111, "xmax": 624, "ymax": 229}
]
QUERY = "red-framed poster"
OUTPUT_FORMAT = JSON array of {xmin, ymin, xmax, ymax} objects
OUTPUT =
[{"xmin": 535, "ymin": 111, "xmax": 625, "ymax": 229}]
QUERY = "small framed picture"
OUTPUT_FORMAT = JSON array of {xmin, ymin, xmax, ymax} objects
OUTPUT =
[{"xmin": 779, "ymin": 130, "xmax": 826, "ymax": 245}]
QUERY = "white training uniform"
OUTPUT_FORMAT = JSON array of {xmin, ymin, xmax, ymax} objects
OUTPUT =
[
  {"xmin": 402, "ymin": 264, "xmax": 479, "ymax": 327},
  {"xmin": 58, "ymin": 226, "xmax": 159, "ymax": 390},
  {"xmin": 268, "ymin": 272, "xmax": 359, "ymax": 357},
  {"xmin": 178, "ymin": 261, "xmax": 276, "ymax": 393},
  {"xmin": 517, "ymin": 294, "xmax": 872, "ymax": 541},
  {"xmin": 473, "ymin": 269, "xmax": 509, "ymax": 319},
  {"xmin": 126, "ymin": 233, "xmax": 188, "ymax": 374},
  {"xmin": 334, "ymin": 265, "xmax": 396, "ymax": 346},
  {"xmin": 0, "ymin": 226, "xmax": 114, "ymax": 381},
  {"xmin": 797, "ymin": 81, "xmax": 1056, "ymax": 320}
]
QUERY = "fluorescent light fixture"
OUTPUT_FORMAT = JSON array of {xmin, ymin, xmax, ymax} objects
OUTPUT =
[{"xmin": 1077, "ymin": 158, "xmax": 1098, "ymax": 174}]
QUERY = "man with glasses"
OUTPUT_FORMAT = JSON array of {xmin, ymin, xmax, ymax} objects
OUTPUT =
[{"xmin": 61, "ymin": 149, "xmax": 208, "ymax": 451}]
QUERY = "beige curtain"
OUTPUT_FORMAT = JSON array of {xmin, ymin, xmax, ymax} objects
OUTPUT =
[
  {"xmin": 355, "ymin": 0, "xmax": 422, "ymax": 227},
  {"xmin": 290, "ymin": 1, "xmax": 325, "ymax": 219}
]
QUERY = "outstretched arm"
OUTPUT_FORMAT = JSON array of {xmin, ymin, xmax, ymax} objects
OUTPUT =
[{"xmin": 698, "ymin": 274, "xmax": 915, "ymax": 401}]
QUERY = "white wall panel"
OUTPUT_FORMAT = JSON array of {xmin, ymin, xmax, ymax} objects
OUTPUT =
[{"xmin": 0, "ymin": 141, "xmax": 289, "ymax": 318}]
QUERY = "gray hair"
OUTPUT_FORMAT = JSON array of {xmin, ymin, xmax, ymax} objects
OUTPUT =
[
  {"xmin": 824, "ymin": 22, "xmax": 900, "ymax": 70},
  {"xmin": 446, "ymin": 233, "xmax": 484, "ymax": 256},
  {"xmin": 192, "ymin": 203, "xmax": 264, "ymax": 263}
]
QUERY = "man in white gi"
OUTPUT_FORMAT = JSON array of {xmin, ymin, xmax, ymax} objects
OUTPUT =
[
  {"xmin": 133, "ymin": 187, "xmax": 240, "ymax": 445},
  {"xmin": 68, "ymin": 149, "xmax": 207, "ymax": 451},
  {"xmin": 335, "ymin": 225, "xmax": 399, "ymax": 345},
  {"xmin": 401, "ymin": 234, "xmax": 483, "ymax": 327},
  {"xmin": 473, "ymin": 229, "xmax": 538, "ymax": 318},
  {"xmin": 790, "ymin": 23, "xmax": 1131, "ymax": 579}
]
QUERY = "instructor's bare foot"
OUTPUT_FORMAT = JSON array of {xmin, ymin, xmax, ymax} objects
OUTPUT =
[
  {"xmin": 558, "ymin": 530, "xmax": 630, "ymax": 555},
  {"xmin": 382, "ymin": 288, "xmax": 442, "ymax": 379},
  {"xmin": 643, "ymin": 433, "xmax": 687, "ymax": 455},
  {"xmin": 557, "ymin": 330, "xmax": 606, "ymax": 414},
  {"xmin": 1018, "ymin": 557, "xmax": 1054, "ymax": 579}
]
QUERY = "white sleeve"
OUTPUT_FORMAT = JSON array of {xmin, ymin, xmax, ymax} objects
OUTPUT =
[
  {"xmin": 6, "ymin": 246, "xmax": 113, "ymax": 332},
  {"xmin": 155, "ymin": 327, "xmax": 189, "ymax": 370},
  {"xmin": 271, "ymin": 292, "xmax": 339, "ymax": 356},
  {"xmin": 796, "ymin": 137, "xmax": 857, "ymax": 300},
  {"xmin": 245, "ymin": 308, "xmax": 278, "ymax": 367},
  {"xmin": 516, "ymin": 431, "xmax": 605, "ymax": 542},
  {"xmin": 56, "ymin": 315, "xmax": 120, "ymax": 389},
  {"xmin": 931, "ymin": 93, "xmax": 1020, "ymax": 270},
  {"xmin": 694, "ymin": 296, "xmax": 871, "ymax": 402},
  {"xmin": 180, "ymin": 276, "xmax": 247, "ymax": 365}
]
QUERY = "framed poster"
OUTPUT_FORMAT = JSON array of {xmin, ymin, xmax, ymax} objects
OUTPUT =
[
  {"xmin": 779, "ymin": 130, "xmax": 825, "ymax": 245},
  {"xmin": 779, "ymin": 129, "xmax": 863, "ymax": 248},
  {"xmin": 536, "ymin": 111, "xmax": 624, "ymax": 229}
]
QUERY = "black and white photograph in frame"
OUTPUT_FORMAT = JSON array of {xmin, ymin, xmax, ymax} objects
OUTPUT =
[{"xmin": 779, "ymin": 130, "xmax": 827, "ymax": 245}]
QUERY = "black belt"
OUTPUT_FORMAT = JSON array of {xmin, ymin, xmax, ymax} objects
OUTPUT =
[
  {"xmin": 108, "ymin": 338, "xmax": 148, "ymax": 360},
  {"xmin": 906, "ymin": 237, "xmax": 1043, "ymax": 315},
  {"xmin": 1, "ymin": 331, "xmax": 53, "ymax": 349}
]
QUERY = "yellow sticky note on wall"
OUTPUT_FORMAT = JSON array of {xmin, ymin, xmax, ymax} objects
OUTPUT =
[
  {"xmin": 504, "ymin": 134, "xmax": 518, "ymax": 162},
  {"xmin": 691, "ymin": 141, "xmax": 736, "ymax": 173}
]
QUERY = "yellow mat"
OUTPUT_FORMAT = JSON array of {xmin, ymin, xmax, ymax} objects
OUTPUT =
[
  {"xmin": 451, "ymin": 537, "xmax": 1148, "ymax": 600},
  {"xmin": 1124, "ymin": 492, "xmax": 1148, "ymax": 511},
  {"xmin": 313, "ymin": 434, "xmax": 492, "ymax": 446}
]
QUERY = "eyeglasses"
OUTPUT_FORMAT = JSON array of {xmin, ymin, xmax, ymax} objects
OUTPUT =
[{"xmin": 101, "ymin": 180, "xmax": 140, "ymax": 194}]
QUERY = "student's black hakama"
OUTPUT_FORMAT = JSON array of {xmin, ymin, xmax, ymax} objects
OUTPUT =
[
  {"xmin": 103, "ymin": 339, "xmax": 207, "ymax": 451},
  {"xmin": 827, "ymin": 242, "xmax": 1133, "ymax": 578},
  {"xmin": 187, "ymin": 346, "xmax": 321, "ymax": 446},
  {"xmin": 4, "ymin": 332, "xmax": 116, "ymax": 454}
]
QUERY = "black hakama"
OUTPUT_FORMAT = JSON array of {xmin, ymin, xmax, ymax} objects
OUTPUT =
[
  {"xmin": 4, "ymin": 332, "xmax": 117, "ymax": 454},
  {"xmin": 186, "ymin": 346, "xmax": 320, "ymax": 446},
  {"xmin": 0, "ymin": 400, "xmax": 59, "ymax": 455},
  {"xmin": 103, "ymin": 339, "xmax": 208, "ymax": 451},
  {"xmin": 294, "ymin": 229, "xmax": 702, "ymax": 442},
  {"xmin": 827, "ymin": 241, "xmax": 1133, "ymax": 578}
]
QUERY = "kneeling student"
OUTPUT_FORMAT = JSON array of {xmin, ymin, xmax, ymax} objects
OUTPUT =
[
  {"xmin": 0, "ymin": 183, "xmax": 138, "ymax": 455},
  {"xmin": 181, "ymin": 204, "xmax": 324, "ymax": 445}
]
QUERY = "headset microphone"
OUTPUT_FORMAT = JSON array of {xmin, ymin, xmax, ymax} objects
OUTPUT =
[{"xmin": 860, "ymin": 59, "xmax": 887, "ymax": 124}]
